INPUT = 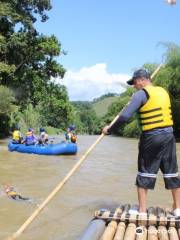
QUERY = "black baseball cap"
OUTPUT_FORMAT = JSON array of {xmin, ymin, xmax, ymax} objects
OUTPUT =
[{"xmin": 127, "ymin": 69, "xmax": 150, "ymax": 85}]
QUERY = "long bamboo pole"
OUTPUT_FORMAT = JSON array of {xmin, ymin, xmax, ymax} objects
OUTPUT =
[
  {"xmin": 4, "ymin": 64, "xmax": 163, "ymax": 240},
  {"xmin": 150, "ymin": 64, "xmax": 163, "ymax": 79}
]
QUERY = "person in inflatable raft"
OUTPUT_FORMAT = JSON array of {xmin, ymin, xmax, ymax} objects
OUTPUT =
[
  {"xmin": 38, "ymin": 127, "xmax": 49, "ymax": 145},
  {"xmin": 65, "ymin": 125, "xmax": 77, "ymax": 143},
  {"xmin": 23, "ymin": 128, "xmax": 38, "ymax": 146},
  {"xmin": 12, "ymin": 125, "xmax": 23, "ymax": 144}
]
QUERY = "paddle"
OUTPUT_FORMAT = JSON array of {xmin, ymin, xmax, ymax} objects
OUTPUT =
[{"xmin": 4, "ymin": 64, "xmax": 162, "ymax": 240}]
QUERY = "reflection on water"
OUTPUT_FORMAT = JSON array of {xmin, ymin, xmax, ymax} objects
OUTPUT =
[{"xmin": 0, "ymin": 135, "xmax": 180, "ymax": 239}]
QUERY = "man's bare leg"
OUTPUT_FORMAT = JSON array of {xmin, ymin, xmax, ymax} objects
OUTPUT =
[
  {"xmin": 137, "ymin": 187, "xmax": 148, "ymax": 212},
  {"xmin": 171, "ymin": 188, "xmax": 180, "ymax": 209}
]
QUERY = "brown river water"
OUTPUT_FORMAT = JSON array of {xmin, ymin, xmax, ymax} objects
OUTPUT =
[{"xmin": 0, "ymin": 135, "xmax": 180, "ymax": 240}]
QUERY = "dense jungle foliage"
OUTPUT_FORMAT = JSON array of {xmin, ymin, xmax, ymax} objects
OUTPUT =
[{"xmin": 0, "ymin": 1, "xmax": 180, "ymax": 138}]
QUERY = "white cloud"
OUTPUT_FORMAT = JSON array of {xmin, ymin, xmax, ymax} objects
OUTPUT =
[{"xmin": 56, "ymin": 63, "xmax": 130, "ymax": 101}]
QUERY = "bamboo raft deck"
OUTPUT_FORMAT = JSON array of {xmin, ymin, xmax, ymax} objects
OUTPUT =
[{"xmin": 80, "ymin": 204, "xmax": 180, "ymax": 240}]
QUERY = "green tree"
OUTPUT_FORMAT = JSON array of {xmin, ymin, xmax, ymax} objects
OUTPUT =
[
  {"xmin": 0, "ymin": 0, "xmax": 65, "ymax": 107},
  {"xmin": 0, "ymin": 85, "xmax": 15, "ymax": 137},
  {"xmin": 38, "ymin": 82, "xmax": 74, "ymax": 129},
  {"xmin": 0, "ymin": 0, "xmax": 51, "ymax": 79},
  {"xmin": 154, "ymin": 43, "xmax": 180, "ymax": 137},
  {"xmin": 0, "ymin": 0, "xmax": 75, "ymax": 136},
  {"xmin": 72, "ymin": 101, "xmax": 100, "ymax": 134},
  {"xmin": 0, "ymin": 85, "xmax": 15, "ymax": 115}
]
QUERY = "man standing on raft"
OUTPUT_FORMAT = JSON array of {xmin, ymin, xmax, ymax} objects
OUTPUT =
[{"xmin": 103, "ymin": 69, "xmax": 180, "ymax": 216}]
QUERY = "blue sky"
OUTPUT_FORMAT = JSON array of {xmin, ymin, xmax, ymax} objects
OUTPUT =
[{"xmin": 36, "ymin": 0, "xmax": 180, "ymax": 100}]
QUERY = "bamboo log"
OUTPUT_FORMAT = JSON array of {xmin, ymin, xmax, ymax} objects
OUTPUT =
[
  {"xmin": 148, "ymin": 207, "xmax": 156, "ymax": 215},
  {"xmin": 123, "ymin": 204, "xmax": 131, "ymax": 213},
  {"xmin": 113, "ymin": 222, "xmax": 126, "ymax": 240},
  {"xmin": 147, "ymin": 207, "xmax": 157, "ymax": 226},
  {"xmin": 129, "ymin": 214, "xmax": 137, "ymax": 225},
  {"xmin": 120, "ymin": 204, "xmax": 130, "ymax": 222},
  {"xmin": 178, "ymin": 228, "xmax": 180, "ymax": 238},
  {"xmin": 99, "ymin": 206, "xmax": 124, "ymax": 240},
  {"xmin": 158, "ymin": 226, "xmax": 169, "ymax": 240},
  {"xmin": 100, "ymin": 221, "xmax": 117, "ymax": 240},
  {"xmin": 168, "ymin": 227, "xmax": 179, "ymax": 240},
  {"xmin": 165, "ymin": 208, "xmax": 176, "ymax": 228},
  {"xmin": 128, "ymin": 204, "xmax": 139, "ymax": 225},
  {"xmin": 101, "ymin": 210, "xmax": 112, "ymax": 219},
  {"xmin": 148, "ymin": 226, "xmax": 158, "ymax": 240},
  {"xmin": 136, "ymin": 226, "xmax": 147, "ymax": 240},
  {"xmin": 114, "ymin": 205, "xmax": 124, "ymax": 217},
  {"xmin": 94, "ymin": 210, "xmax": 179, "ymax": 228},
  {"xmin": 123, "ymin": 223, "xmax": 136, "ymax": 240},
  {"xmin": 157, "ymin": 207, "xmax": 167, "ymax": 227},
  {"xmin": 138, "ymin": 213, "xmax": 147, "ymax": 227}
]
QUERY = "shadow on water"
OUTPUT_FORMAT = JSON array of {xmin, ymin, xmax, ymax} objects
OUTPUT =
[{"xmin": 0, "ymin": 135, "xmax": 180, "ymax": 239}]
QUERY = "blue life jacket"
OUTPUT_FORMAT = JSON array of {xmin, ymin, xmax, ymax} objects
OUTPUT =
[{"xmin": 25, "ymin": 133, "xmax": 36, "ymax": 145}]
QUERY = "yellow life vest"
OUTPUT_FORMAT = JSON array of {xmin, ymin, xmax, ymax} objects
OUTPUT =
[
  {"xmin": 7, "ymin": 191, "xmax": 17, "ymax": 197},
  {"xmin": 12, "ymin": 130, "xmax": 21, "ymax": 141},
  {"xmin": 138, "ymin": 86, "xmax": 173, "ymax": 131}
]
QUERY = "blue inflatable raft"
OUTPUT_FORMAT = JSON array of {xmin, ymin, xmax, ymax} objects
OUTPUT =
[{"xmin": 8, "ymin": 141, "xmax": 77, "ymax": 155}]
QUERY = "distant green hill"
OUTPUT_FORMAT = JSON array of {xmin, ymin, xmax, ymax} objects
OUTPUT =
[{"xmin": 92, "ymin": 95, "xmax": 119, "ymax": 117}]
